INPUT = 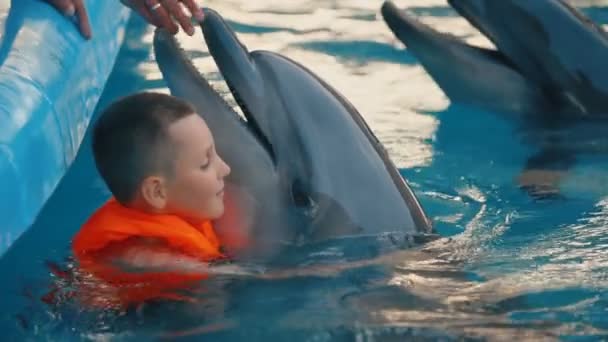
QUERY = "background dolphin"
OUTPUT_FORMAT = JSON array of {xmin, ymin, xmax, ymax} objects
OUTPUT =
[
  {"xmin": 153, "ymin": 8, "xmax": 433, "ymax": 260},
  {"xmin": 381, "ymin": 0, "xmax": 608, "ymax": 117},
  {"xmin": 448, "ymin": 0, "xmax": 608, "ymax": 115},
  {"xmin": 380, "ymin": 0, "xmax": 556, "ymax": 117},
  {"xmin": 381, "ymin": 0, "xmax": 608, "ymax": 198}
]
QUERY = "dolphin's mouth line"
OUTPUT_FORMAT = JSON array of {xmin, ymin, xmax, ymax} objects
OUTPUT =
[
  {"xmin": 225, "ymin": 75, "xmax": 315, "ymax": 212},
  {"xmin": 224, "ymin": 78, "xmax": 276, "ymax": 163}
]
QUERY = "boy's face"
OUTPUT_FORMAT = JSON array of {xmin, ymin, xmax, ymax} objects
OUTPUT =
[{"xmin": 163, "ymin": 113, "xmax": 231, "ymax": 222}]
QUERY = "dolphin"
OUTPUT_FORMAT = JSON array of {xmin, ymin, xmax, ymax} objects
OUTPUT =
[
  {"xmin": 380, "ymin": 0, "xmax": 608, "ymax": 117},
  {"xmin": 153, "ymin": 8, "xmax": 434, "ymax": 260},
  {"xmin": 447, "ymin": 0, "xmax": 608, "ymax": 115},
  {"xmin": 380, "ymin": 0, "xmax": 556, "ymax": 116},
  {"xmin": 381, "ymin": 0, "xmax": 608, "ymax": 198}
]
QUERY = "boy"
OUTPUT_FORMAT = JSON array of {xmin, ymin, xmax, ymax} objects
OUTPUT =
[
  {"xmin": 72, "ymin": 92, "xmax": 249, "ymax": 309},
  {"xmin": 69, "ymin": 92, "xmax": 414, "ymax": 310}
]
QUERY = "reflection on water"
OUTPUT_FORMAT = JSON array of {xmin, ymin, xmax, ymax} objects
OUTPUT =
[{"xmin": 2, "ymin": 0, "xmax": 608, "ymax": 340}]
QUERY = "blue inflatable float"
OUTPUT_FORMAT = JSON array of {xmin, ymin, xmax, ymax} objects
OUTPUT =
[{"xmin": 0, "ymin": 1, "xmax": 131, "ymax": 255}]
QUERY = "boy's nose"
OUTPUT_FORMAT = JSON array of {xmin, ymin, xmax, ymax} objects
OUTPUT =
[{"xmin": 218, "ymin": 157, "xmax": 231, "ymax": 178}]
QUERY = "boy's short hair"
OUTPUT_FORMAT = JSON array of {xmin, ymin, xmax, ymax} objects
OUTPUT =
[{"xmin": 92, "ymin": 92, "xmax": 195, "ymax": 204}]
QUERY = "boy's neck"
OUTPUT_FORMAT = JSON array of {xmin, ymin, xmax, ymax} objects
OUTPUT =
[
  {"xmin": 125, "ymin": 197, "xmax": 163, "ymax": 216},
  {"xmin": 124, "ymin": 198, "xmax": 207, "ymax": 227}
]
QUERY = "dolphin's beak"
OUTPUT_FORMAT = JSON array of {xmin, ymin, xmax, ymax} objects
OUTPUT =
[
  {"xmin": 447, "ymin": 0, "xmax": 497, "ymax": 47},
  {"xmin": 199, "ymin": 8, "xmax": 274, "ymax": 154},
  {"xmin": 201, "ymin": 11, "xmax": 264, "ymax": 121},
  {"xmin": 447, "ymin": 0, "xmax": 486, "ymax": 18},
  {"xmin": 381, "ymin": 1, "xmax": 449, "ymax": 48},
  {"xmin": 381, "ymin": 1, "xmax": 418, "ymax": 42}
]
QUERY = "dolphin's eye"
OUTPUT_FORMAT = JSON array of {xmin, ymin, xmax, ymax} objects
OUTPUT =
[{"xmin": 291, "ymin": 180, "xmax": 312, "ymax": 207}]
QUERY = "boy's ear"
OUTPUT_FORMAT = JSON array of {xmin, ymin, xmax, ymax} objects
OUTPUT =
[{"xmin": 140, "ymin": 175, "xmax": 168, "ymax": 210}]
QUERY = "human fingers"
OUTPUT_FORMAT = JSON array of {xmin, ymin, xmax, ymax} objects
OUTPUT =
[
  {"xmin": 146, "ymin": 0, "xmax": 179, "ymax": 34},
  {"xmin": 120, "ymin": 0, "xmax": 157, "ymax": 26},
  {"xmin": 179, "ymin": 0, "xmax": 204, "ymax": 22},
  {"xmin": 160, "ymin": 0, "xmax": 194, "ymax": 35},
  {"xmin": 73, "ymin": 0, "xmax": 92, "ymax": 39},
  {"xmin": 45, "ymin": 0, "xmax": 75, "ymax": 16},
  {"xmin": 135, "ymin": 3, "xmax": 162, "ymax": 26}
]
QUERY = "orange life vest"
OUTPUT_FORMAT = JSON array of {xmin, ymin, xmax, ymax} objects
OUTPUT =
[{"xmin": 71, "ymin": 198, "xmax": 230, "ymax": 309}]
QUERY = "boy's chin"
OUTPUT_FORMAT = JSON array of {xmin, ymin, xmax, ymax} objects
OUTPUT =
[{"xmin": 208, "ymin": 205, "xmax": 225, "ymax": 220}]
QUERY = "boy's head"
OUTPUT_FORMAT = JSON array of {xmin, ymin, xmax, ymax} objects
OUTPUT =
[{"xmin": 92, "ymin": 92, "xmax": 231, "ymax": 222}]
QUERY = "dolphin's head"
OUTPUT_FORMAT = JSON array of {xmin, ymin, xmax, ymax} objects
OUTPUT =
[
  {"xmin": 154, "ymin": 8, "xmax": 433, "ymax": 257},
  {"xmin": 448, "ymin": 0, "xmax": 608, "ymax": 114},
  {"xmin": 381, "ymin": 1, "xmax": 556, "ymax": 115},
  {"xmin": 202, "ymin": 8, "xmax": 432, "ymax": 239}
]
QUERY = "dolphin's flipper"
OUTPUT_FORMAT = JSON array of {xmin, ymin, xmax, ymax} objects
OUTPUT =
[{"xmin": 380, "ymin": 1, "xmax": 553, "ymax": 116}]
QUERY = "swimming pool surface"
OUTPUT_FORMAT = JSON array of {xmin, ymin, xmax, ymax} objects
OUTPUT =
[{"xmin": 1, "ymin": 0, "xmax": 608, "ymax": 340}]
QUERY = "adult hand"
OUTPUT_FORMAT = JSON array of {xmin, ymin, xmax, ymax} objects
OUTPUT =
[
  {"xmin": 120, "ymin": 0, "xmax": 205, "ymax": 36},
  {"xmin": 44, "ymin": 0, "xmax": 92, "ymax": 39}
]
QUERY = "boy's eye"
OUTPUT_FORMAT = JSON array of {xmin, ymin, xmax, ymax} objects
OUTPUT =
[{"xmin": 200, "ymin": 146, "xmax": 214, "ymax": 170}]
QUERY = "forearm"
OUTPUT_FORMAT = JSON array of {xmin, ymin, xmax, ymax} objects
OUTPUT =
[
  {"xmin": 102, "ymin": 239, "xmax": 434, "ymax": 280},
  {"xmin": 109, "ymin": 248, "xmax": 260, "ymax": 277},
  {"xmin": 110, "ymin": 248, "xmax": 205, "ymax": 273},
  {"xmin": 258, "ymin": 246, "xmax": 435, "ymax": 280}
]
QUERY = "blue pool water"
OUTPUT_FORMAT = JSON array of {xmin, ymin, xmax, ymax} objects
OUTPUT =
[{"xmin": 2, "ymin": 0, "xmax": 608, "ymax": 340}]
